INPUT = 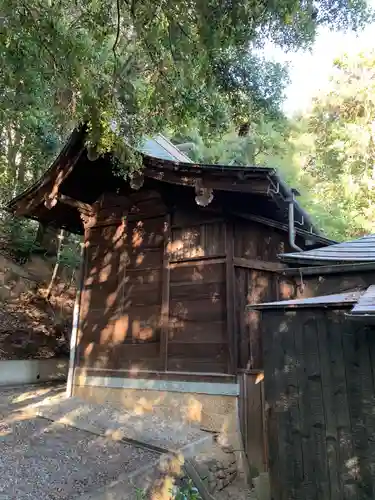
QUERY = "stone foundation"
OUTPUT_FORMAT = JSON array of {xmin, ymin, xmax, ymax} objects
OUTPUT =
[{"xmin": 193, "ymin": 442, "xmax": 238, "ymax": 494}]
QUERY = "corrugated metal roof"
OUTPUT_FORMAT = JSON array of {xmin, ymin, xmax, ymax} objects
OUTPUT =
[
  {"xmin": 279, "ymin": 234, "xmax": 375, "ymax": 264},
  {"xmin": 140, "ymin": 134, "xmax": 193, "ymax": 163},
  {"xmin": 350, "ymin": 285, "xmax": 375, "ymax": 316},
  {"xmin": 246, "ymin": 290, "xmax": 362, "ymax": 310}
]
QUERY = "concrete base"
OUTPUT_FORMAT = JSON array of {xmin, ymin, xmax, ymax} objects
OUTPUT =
[
  {"xmin": 72, "ymin": 382, "xmax": 246, "ymax": 482},
  {"xmin": 0, "ymin": 358, "xmax": 68, "ymax": 386},
  {"xmin": 73, "ymin": 383, "xmax": 239, "ymax": 443},
  {"xmin": 253, "ymin": 473, "xmax": 271, "ymax": 500}
]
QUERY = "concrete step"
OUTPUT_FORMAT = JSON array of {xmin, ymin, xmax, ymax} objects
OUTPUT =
[
  {"xmin": 253, "ymin": 473, "xmax": 270, "ymax": 500},
  {"xmin": 28, "ymin": 394, "xmax": 215, "ymax": 499},
  {"xmin": 30, "ymin": 394, "xmax": 213, "ymax": 457}
]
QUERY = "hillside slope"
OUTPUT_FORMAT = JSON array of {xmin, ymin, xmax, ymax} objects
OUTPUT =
[{"xmin": 0, "ymin": 254, "xmax": 75, "ymax": 360}]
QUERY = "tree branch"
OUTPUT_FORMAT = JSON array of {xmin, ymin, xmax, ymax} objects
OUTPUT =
[
  {"xmin": 19, "ymin": 2, "xmax": 59, "ymax": 72},
  {"xmin": 113, "ymin": 0, "xmax": 121, "ymax": 59}
]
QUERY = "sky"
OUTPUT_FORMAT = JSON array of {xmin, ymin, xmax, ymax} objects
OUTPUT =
[{"xmin": 261, "ymin": 20, "xmax": 375, "ymax": 116}]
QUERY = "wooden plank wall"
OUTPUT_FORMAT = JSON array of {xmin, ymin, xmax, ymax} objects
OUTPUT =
[
  {"xmin": 167, "ymin": 209, "xmax": 229, "ymax": 373},
  {"xmin": 78, "ymin": 198, "xmax": 232, "ymax": 376},
  {"xmin": 78, "ymin": 190, "xmax": 166, "ymax": 371},
  {"xmin": 76, "ymin": 192, "xmax": 294, "ymax": 377},
  {"xmin": 279, "ymin": 269, "xmax": 375, "ymax": 303},
  {"xmin": 238, "ymin": 372, "xmax": 268, "ymax": 475},
  {"xmin": 263, "ymin": 307, "xmax": 375, "ymax": 500},
  {"xmin": 235, "ymin": 267, "xmax": 277, "ymax": 369},
  {"xmin": 234, "ymin": 219, "xmax": 291, "ymax": 261},
  {"xmin": 233, "ymin": 219, "xmax": 287, "ymax": 369}
]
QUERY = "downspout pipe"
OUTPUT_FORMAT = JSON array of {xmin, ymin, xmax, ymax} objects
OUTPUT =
[
  {"xmin": 66, "ymin": 241, "xmax": 85, "ymax": 398},
  {"xmin": 287, "ymin": 188, "xmax": 303, "ymax": 252}
]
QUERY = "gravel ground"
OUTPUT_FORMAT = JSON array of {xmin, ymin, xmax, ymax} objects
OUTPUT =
[{"xmin": 0, "ymin": 384, "xmax": 159, "ymax": 500}]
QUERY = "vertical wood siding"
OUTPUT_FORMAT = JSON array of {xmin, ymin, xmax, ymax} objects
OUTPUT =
[
  {"xmin": 238, "ymin": 372, "xmax": 268, "ymax": 475},
  {"xmin": 233, "ymin": 219, "xmax": 290, "ymax": 370},
  {"xmin": 263, "ymin": 307, "xmax": 375, "ymax": 500}
]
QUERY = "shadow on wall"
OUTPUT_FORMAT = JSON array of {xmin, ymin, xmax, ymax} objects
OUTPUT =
[{"xmin": 79, "ymin": 211, "xmax": 229, "ymax": 374}]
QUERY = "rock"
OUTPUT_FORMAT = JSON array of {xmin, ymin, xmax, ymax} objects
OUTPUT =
[
  {"xmin": 208, "ymin": 471, "xmax": 216, "ymax": 482},
  {"xmin": 223, "ymin": 478, "xmax": 231, "ymax": 487},
  {"xmin": 227, "ymin": 464, "xmax": 237, "ymax": 474},
  {"xmin": 194, "ymin": 461, "xmax": 210, "ymax": 479},
  {"xmin": 229, "ymin": 470, "xmax": 238, "ymax": 480},
  {"xmin": 217, "ymin": 479, "xmax": 225, "ymax": 491},
  {"xmin": 222, "ymin": 445, "xmax": 235, "ymax": 454}
]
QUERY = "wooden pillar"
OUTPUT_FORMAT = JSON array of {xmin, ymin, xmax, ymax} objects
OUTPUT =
[
  {"xmin": 160, "ymin": 213, "xmax": 171, "ymax": 371},
  {"xmin": 225, "ymin": 220, "xmax": 237, "ymax": 373}
]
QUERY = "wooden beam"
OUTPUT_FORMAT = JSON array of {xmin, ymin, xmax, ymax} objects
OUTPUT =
[
  {"xmin": 282, "ymin": 260, "xmax": 375, "ymax": 276},
  {"xmin": 160, "ymin": 213, "xmax": 171, "ymax": 371},
  {"xmin": 144, "ymin": 167, "xmax": 270, "ymax": 194},
  {"xmin": 229, "ymin": 210, "xmax": 334, "ymax": 246},
  {"xmin": 225, "ymin": 221, "xmax": 237, "ymax": 374},
  {"xmin": 19, "ymin": 148, "xmax": 85, "ymax": 217},
  {"xmin": 168, "ymin": 257, "xmax": 226, "ymax": 269},
  {"xmin": 171, "ymin": 217, "xmax": 224, "ymax": 229},
  {"xmin": 169, "ymin": 254, "xmax": 226, "ymax": 265},
  {"xmin": 233, "ymin": 257, "xmax": 286, "ymax": 273},
  {"xmin": 56, "ymin": 194, "xmax": 94, "ymax": 215}
]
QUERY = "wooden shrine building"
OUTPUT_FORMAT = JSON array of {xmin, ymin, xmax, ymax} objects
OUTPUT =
[{"xmin": 7, "ymin": 126, "xmax": 334, "ymax": 472}]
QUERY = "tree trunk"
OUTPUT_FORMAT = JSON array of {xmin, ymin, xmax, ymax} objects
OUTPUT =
[
  {"xmin": 34, "ymin": 223, "xmax": 60, "ymax": 256},
  {"xmin": 46, "ymin": 229, "xmax": 64, "ymax": 300}
]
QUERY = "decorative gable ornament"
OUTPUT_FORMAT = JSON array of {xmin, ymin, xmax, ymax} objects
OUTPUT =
[
  {"xmin": 129, "ymin": 171, "xmax": 144, "ymax": 190},
  {"xmin": 194, "ymin": 179, "xmax": 214, "ymax": 207}
]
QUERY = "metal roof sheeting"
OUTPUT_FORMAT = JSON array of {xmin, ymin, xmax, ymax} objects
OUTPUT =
[
  {"xmin": 350, "ymin": 285, "xmax": 375, "ymax": 316},
  {"xmin": 247, "ymin": 285, "xmax": 375, "ymax": 322},
  {"xmin": 140, "ymin": 134, "xmax": 193, "ymax": 163},
  {"xmin": 246, "ymin": 291, "xmax": 362, "ymax": 310},
  {"xmin": 280, "ymin": 234, "xmax": 375, "ymax": 264}
]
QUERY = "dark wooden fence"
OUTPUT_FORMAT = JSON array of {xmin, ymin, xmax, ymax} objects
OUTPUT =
[{"xmin": 262, "ymin": 306, "xmax": 375, "ymax": 500}]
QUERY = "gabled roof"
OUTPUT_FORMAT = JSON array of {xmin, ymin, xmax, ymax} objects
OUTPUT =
[
  {"xmin": 5, "ymin": 126, "xmax": 334, "ymax": 244},
  {"xmin": 280, "ymin": 234, "xmax": 375, "ymax": 265}
]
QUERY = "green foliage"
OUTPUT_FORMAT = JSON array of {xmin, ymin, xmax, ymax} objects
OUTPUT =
[
  {"xmin": 0, "ymin": 213, "xmax": 41, "ymax": 259},
  {"xmin": 1, "ymin": 0, "xmax": 372, "ymax": 153},
  {"xmin": 0, "ymin": 0, "xmax": 373, "ymax": 252},
  {"xmin": 292, "ymin": 50, "xmax": 375, "ymax": 240},
  {"xmin": 173, "ymin": 479, "xmax": 201, "ymax": 500},
  {"xmin": 133, "ymin": 478, "xmax": 201, "ymax": 500},
  {"xmin": 134, "ymin": 487, "xmax": 147, "ymax": 500},
  {"xmin": 172, "ymin": 47, "xmax": 375, "ymax": 242},
  {"xmin": 171, "ymin": 116, "xmax": 291, "ymax": 167}
]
